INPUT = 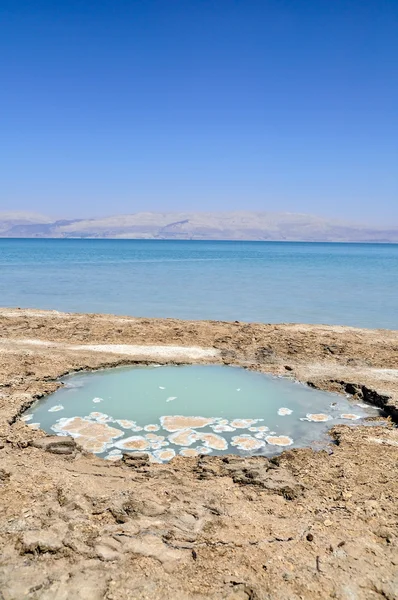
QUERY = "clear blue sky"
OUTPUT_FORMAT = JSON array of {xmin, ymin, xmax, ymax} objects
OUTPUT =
[{"xmin": 1, "ymin": 0, "xmax": 397, "ymax": 222}]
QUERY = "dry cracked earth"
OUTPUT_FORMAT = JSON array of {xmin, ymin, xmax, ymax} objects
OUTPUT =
[{"xmin": 0, "ymin": 308, "xmax": 397, "ymax": 600}]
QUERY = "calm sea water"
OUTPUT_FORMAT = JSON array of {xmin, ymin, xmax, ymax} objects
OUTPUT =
[{"xmin": 1, "ymin": 239, "xmax": 397, "ymax": 328}]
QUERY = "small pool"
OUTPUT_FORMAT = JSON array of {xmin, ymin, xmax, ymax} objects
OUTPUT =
[{"xmin": 23, "ymin": 365, "xmax": 377, "ymax": 462}]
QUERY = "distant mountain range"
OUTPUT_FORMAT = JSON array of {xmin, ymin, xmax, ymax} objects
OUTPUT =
[{"xmin": 1, "ymin": 210, "xmax": 397, "ymax": 242}]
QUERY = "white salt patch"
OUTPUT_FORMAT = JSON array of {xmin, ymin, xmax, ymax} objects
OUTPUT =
[
  {"xmin": 150, "ymin": 442, "xmax": 162, "ymax": 450},
  {"xmin": 72, "ymin": 344, "xmax": 220, "ymax": 361},
  {"xmin": 236, "ymin": 388, "xmax": 241, "ymax": 391},
  {"xmin": 179, "ymin": 448, "xmax": 200, "ymax": 457},
  {"xmin": 168, "ymin": 429, "xmax": 198, "ymax": 446},
  {"xmin": 107, "ymin": 449, "xmax": 123, "ymax": 456},
  {"xmin": 28, "ymin": 423, "xmax": 40, "ymax": 430},
  {"xmin": 96, "ymin": 415, "xmax": 114, "ymax": 424},
  {"xmin": 52, "ymin": 417, "xmax": 71, "ymax": 431},
  {"xmin": 195, "ymin": 446, "xmax": 212, "ymax": 455},
  {"xmin": 51, "ymin": 417, "xmax": 124, "ymax": 453},
  {"xmin": 340, "ymin": 413, "xmax": 362, "ymax": 420},
  {"xmin": 230, "ymin": 419, "xmax": 258, "ymax": 429},
  {"xmin": 21, "ymin": 414, "xmax": 33, "ymax": 422},
  {"xmin": 92, "ymin": 397, "xmax": 104, "ymax": 403},
  {"xmin": 301, "ymin": 413, "xmax": 332, "ymax": 423},
  {"xmin": 356, "ymin": 403, "xmax": 379, "ymax": 409},
  {"xmin": 196, "ymin": 432, "xmax": 228, "ymax": 450},
  {"xmin": 87, "ymin": 412, "xmax": 112, "ymax": 422},
  {"xmin": 166, "ymin": 396, "xmax": 177, "ymax": 402},
  {"xmin": 104, "ymin": 452, "xmax": 122, "ymax": 461},
  {"xmin": 144, "ymin": 424, "xmax": 160, "ymax": 432},
  {"xmin": 159, "ymin": 386, "xmax": 165, "ymax": 390},
  {"xmin": 145, "ymin": 433, "xmax": 165, "ymax": 442},
  {"xmin": 212, "ymin": 424, "xmax": 236, "ymax": 433},
  {"xmin": 48, "ymin": 405, "xmax": 64, "ymax": 412},
  {"xmin": 277, "ymin": 407, "xmax": 293, "ymax": 416},
  {"xmin": 265, "ymin": 435, "xmax": 294, "ymax": 447},
  {"xmin": 114, "ymin": 436, "xmax": 150, "ymax": 451},
  {"xmin": 153, "ymin": 449, "xmax": 176, "ymax": 462},
  {"xmin": 231, "ymin": 435, "xmax": 265, "ymax": 451},
  {"xmin": 160, "ymin": 415, "xmax": 215, "ymax": 432},
  {"xmin": 115, "ymin": 419, "xmax": 137, "ymax": 429}
]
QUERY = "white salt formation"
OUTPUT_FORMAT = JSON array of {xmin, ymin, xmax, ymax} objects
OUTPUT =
[
  {"xmin": 265, "ymin": 435, "xmax": 294, "ymax": 446},
  {"xmin": 144, "ymin": 424, "xmax": 160, "ymax": 432},
  {"xmin": 231, "ymin": 435, "xmax": 265, "ymax": 451},
  {"xmin": 212, "ymin": 423, "xmax": 236, "ymax": 432},
  {"xmin": 302, "ymin": 413, "xmax": 332, "ymax": 422},
  {"xmin": 161, "ymin": 415, "xmax": 215, "ymax": 432},
  {"xmin": 168, "ymin": 429, "xmax": 198, "ymax": 446},
  {"xmin": 115, "ymin": 419, "xmax": 138, "ymax": 429},
  {"xmin": 196, "ymin": 432, "xmax": 228, "ymax": 450},
  {"xmin": 21, "ymin": 414, "xmax": 33, "ymax": 422},
  {"xmin": 52, "ymin": 416, "xmax": 124, "ymax": 453},
  {"xmin": 230, "ymin": 419, "xmax": 258, "ymax": 428},
  {"xmin": 179, "ymin": 448, "xmax": 200, "ymax": 457},
  {"xmin": 277, "ymin": 407, "xmax": 293, "ymax": 416},
  {"xmin": 114, "ymin": 436, "xmax": 150, "ymax": 451},
  {"xmin": 340, "ymin": 413, "xmax": 361, "ymax": 420},
  {"xmin": 153, "ymin": 449, "xmax": 175, "ymax": 461}
]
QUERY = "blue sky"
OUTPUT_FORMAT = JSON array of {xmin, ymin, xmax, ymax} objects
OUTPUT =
[{"xmin": 1, "ymin": 0, "xmax": 397, "ymax": 222}]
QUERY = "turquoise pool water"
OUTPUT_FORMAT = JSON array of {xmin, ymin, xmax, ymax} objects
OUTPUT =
[{"xmin": 24, "ymin": 365, "xmax": 375, "ymax": 461}]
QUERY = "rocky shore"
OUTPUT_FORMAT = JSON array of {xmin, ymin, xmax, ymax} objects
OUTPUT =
[{"xmin": 0, "ymin": 308, "xmax": 397, "ymax": 599}]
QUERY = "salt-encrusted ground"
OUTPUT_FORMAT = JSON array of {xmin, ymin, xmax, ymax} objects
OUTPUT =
[{"xmin": 0, "ymin": 308, "xmax": 397, "ymax": 599}]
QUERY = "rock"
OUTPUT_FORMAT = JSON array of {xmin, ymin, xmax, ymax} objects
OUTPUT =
[
  {"xmin": 123, "ymin": 533, "xmax": 188, "ymax": 571},
  {"xmin": 20, "ymin": 530, "xmax": 64, "ymax": 554},
  {"xmin": 31, "ymin": 436, "xmax": 77, "ymax": 455},
  {"xmin": 123, "ymin": 497, "xmax": 168, "ymax": 517},
  {"xmin": 122, "ymin": 452, "xmax": 150, "ymax": 468},
  {"xmin": 255, "ymin": 345, "xmax": 276, "ymax": 362},
  {"xmin": 95, "ymin": 544, "xmax": 121, "ymax": 561},
  {"xmin": 0, "ymin": 468, "xmax": 10, "ymax": 482},
  {"xmin": 110, "ymin": 506, "xmax": 129, "ymax": 523},
  {"xmin": 260, "ymin": 469, "xmax": 304, "ymax": 499},
  {"xmin": 40, "ymin": 570, "xmax": 109, "ymax": 600}
]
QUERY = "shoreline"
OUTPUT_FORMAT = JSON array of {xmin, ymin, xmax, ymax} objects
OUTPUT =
[{"xmin": 0, "ymin": 308, "xmax": 397, "ymax": 599}]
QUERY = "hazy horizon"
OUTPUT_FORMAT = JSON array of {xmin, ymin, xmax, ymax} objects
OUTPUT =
[
  {"xmin": 1, "ymin": 208, "xmax": 398, "ymax": 228},
  {"xmin": 1, "ymin": 1, "xmax": 397, "ymax": 222}
]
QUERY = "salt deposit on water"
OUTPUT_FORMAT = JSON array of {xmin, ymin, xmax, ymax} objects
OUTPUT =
[{"xmin": 24, "ymin": 364, "xmax": 371, "ymax": 462}]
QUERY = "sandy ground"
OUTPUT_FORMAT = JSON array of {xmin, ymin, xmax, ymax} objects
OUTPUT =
[{"xmin": 0, "ymin": 308, "xmax": 397, "ymax": 599}]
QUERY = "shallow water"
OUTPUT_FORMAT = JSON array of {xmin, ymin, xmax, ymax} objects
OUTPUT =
[
  {"xmin": 1, "ymin": 239, "xmax": 398, "ymax": 328},
  {"xmin": 25, "ymin": 365, "xmax": 377, "ymax": 461}
]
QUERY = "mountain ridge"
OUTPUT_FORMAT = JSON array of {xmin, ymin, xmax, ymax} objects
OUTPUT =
[{"xmin": 1, "ymin": 210, "xmax": 397, "ymax": 242}]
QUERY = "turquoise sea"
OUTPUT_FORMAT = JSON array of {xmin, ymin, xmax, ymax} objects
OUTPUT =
[{"xmin": 0, "ymin": 239, "xmax": 397, "ymax": 329}]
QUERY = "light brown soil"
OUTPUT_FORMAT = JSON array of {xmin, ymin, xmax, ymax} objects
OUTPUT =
[{"xmin": 0, "ymin": 308, "xmax": 397, "ymax": 600}]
